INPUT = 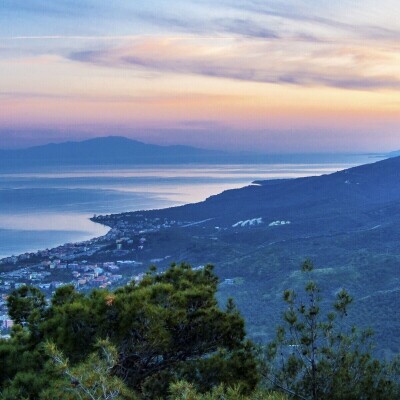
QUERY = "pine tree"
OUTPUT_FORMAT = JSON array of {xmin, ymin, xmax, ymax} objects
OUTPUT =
[
  {"xmin": 263, "ymin": 260, "xmax": 398, "ymax": 400},
  {"xmin": 1, "ymin": 263, "xmax": 258, "ymax": 398},
  {"xmin": 41, "ymin": 339, "xmax": 136, "ymax": 400}
]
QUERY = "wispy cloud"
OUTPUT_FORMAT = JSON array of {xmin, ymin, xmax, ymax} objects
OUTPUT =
[
  {"xmin": 69, "ymin": 36, "xmax": 400, "ymax": 91},
  {"xmin": 0, "ymin": 90, "xmax": 244, "ymax": 106},
  {"xmin": 135, "ymin": 9, "xmax": 280, "ymax": 39},
  {"xmin": 216, "ymin": 18, "xmax": 279, "ymax": 39},
  {"xmin": 223, "ymin": 0, "xmax": 400, "ymax": 42}
]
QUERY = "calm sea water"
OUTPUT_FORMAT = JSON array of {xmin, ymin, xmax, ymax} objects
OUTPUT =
[{"xmin": 0, "ymin": 161, "xmax": 374, "ymax": 259}]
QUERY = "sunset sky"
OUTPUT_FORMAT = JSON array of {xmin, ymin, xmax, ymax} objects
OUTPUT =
[{"xmin": 1, "ymin": 0, "xmax": 400, "ymax": 152}]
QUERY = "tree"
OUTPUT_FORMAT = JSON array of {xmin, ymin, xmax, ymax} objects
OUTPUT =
[
  {"xmin": 107, "ymin": 264, "xmax": 258, "ymax": 396},
  {"xmin": 1, "ymin": 263, "xmax": 258, "ymax": 398},
  {"xmin": 41, "ymin": 339, "xmax": 136, "ymax": 400},
  {"xmin": 0, "ymin": 287, "xmax": 49, "ymax": 399},
  {"xmin": 169, "ymin": 380, "xmax": 287, "ymax": 399},
  {"xmin": 7, "ymin": 285, "xmax": 46, "ymax": 338},
  {"xmin": 263, "ymin": 260, "xmax": 398, "ymax": 400},
  {"xmin": 0, "ymin": 325, "xmax": 49, "ymax": 399}
]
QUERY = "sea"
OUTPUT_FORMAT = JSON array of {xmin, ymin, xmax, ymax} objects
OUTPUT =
[{"xmin": 0, "ymin": 159, "xmax": 377, "ymax": 259}]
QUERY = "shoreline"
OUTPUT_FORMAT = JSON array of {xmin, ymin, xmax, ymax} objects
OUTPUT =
[
  {"xmin": 0, "ymin": 159, "xmax": 375, "ymax": 263},
  {"xmin": 0, "ymin": 216, "xmax": 110, "ymax": 262}
]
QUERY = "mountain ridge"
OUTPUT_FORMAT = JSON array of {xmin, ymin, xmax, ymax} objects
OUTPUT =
[
  {"xmin": 0, "ymin": 136, "xmax": 380, "ymax": 169},
  {"xmin": 0, "ymin": 136, "xmax": 226, "ymax": 168},
  {"xmin": 89, "ymin": 154, "xmax": 400, "ymax": 355}
]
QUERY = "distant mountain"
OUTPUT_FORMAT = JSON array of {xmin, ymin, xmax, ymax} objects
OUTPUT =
[
  {"xmin": 94, "ymin": 155, "xmax": 400, "ymax": 356},
  {"xmin": 0, "ymin": 136, "xmax": 225, "ymax": 169},
  {"xmin": 387, "ymin": 150, "xmax": 400, "ymax": 158},
  {"xmin": 0, "ymin": 136, "xmax": 376, "ymax": 170}
]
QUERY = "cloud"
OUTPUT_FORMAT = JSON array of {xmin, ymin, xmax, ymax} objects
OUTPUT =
[
  {"xmin": 0, "ymin": 90, "xmax": 245, "ymax": 108},
  {"xmin": 69, "ymin": 36, "xmax": 400, "ymax": 91},
  {"xmin": 134, "ymin": 9, "xmax": 280, "ymax": 40},
  {"xmin": 222, "ymin": 0, "xmax": 400, "ymax": 42},
  {"xmin": 217, "ymin": 18, "xmax": 278, "ymax": 39},
  {"xmin": 4, "ymin": 0, "xmax": 400, "ymax": 45},
  {"xmin": 132, "ymin": 10, "xmax": 198, "ymax": 32}
]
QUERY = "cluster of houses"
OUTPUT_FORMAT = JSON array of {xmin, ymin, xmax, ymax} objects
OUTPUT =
[
  {"xmin": 0, "ymin": 259, "xmax": 145, "ymax": 293},
  {"xmin": 0, "ymin": 213, "xmax": 202, "ymax": 338},
  {"xmin": 0, "ymin": 258, "xmax": 148, "ymax": 338},
  {"xmin": 268, "ymin": 220, "xmax": 291, "ymax": 227},
  {"xmin": 0, "ymin": 237, "xmax": 109, "ymax": 267},
  {"xmin": 0, "ymin": 295, "xmax": 13, "ymax": 339},
  {"xmin": 232, "ymin": 218, "xmax": 263, "ymax": 228},
  {"xmin": 231, "ymin": 217, "xmax": 292, "ymax": 229},
  {"xmin": 93, "ymin": 214, "xmax": 186, "ymax": 237}
]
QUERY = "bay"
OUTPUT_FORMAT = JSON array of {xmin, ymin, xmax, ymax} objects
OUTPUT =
[{"xmin": 0, "ymin": 160, "xmax": 374, "ymax": 259}]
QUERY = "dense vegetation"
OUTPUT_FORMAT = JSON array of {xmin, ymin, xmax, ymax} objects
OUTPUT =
[
  {"xmin": 0, "ymin": 262, "xmax": 399, "ymax": 399},
  {"xmin": 84, "ymin": 155, "xmax": 400, "ymax": 357},
  {"xmin": 263, "ymin": 260, "xmax": 400, "ymax": 399},
  {"xmin": 0, "ymin": 264, "xmax": 257, "ymax": 399}
]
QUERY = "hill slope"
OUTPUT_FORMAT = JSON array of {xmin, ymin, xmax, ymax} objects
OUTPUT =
[{"xmin": 94, "ymin": 156, "xmax": 400, "ymax": 356}]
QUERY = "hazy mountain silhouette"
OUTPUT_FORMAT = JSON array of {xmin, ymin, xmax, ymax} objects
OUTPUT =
[
  {"xmin": 0, "ymin": 136, "xmax": 226, "ymax": 168},
  {"xmin": 0, "ymin": 136, "xmax": 375, "ymax": 169}
]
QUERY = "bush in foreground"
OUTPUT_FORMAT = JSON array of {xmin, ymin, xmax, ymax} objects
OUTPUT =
[{"xmin": 1, "ymin": 263, "xmax": 258, "ymax": 398}]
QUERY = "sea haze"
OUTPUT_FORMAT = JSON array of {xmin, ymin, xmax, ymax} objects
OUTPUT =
[{"xmin": 0, "ymin": 161, "xmax": 373, "ymax": 259}]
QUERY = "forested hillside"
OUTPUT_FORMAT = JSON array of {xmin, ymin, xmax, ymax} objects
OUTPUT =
[
  {"xmin": 92, "ymin": 156, "xmax": 400, "ymax": 356},
  {"xmin": 0, "ymin": 263, "xmax": 398, "ymax": 399}
]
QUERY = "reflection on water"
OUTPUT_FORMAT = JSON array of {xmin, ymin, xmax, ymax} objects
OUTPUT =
[{"xmin": 0, "ymin": 162, "xmax": 371, "ymax": 258}]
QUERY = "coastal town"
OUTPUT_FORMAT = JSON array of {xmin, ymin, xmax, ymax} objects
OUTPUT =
[
  {"xmin": 0, "ymin": 214, "xmax": 202, "ymax": 338},
  {"xmin": 0, "ymin": 218, "xmax": 140, "ymax": 336},
  {"xmin": 0, "ymin": 210, "xmax": 247, "ymax": 338}
]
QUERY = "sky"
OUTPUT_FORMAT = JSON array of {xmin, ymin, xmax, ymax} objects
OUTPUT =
[{"xmin": 1, "ymin": 0, "xmax": 400, "ymax": 152}]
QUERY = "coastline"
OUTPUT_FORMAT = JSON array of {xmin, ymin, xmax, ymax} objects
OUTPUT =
[
  {"xmin": 0, "ymin": 216, "xmax": 110, "ymax": 261},
  {"xmin": 2, "ymin": 156, "xmax": 400, "ymax": 356},
  {"xmin": 0, "ymin": 160, "xmax": 374, "ymax": 262}
]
